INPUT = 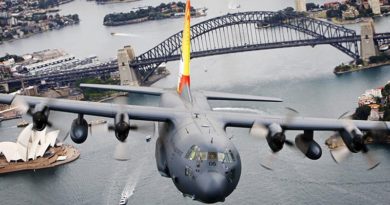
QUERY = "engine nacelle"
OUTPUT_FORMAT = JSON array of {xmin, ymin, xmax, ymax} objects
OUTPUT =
[
  {"xmin": 295, "ymin": 131, "xmax": 322, "ymax": 160},
  {"xmin": 338, "ymin": 125, "xmax": 364, "ymax": 153},
  {"xmin": 266, "ymin": 123, "xmax": 285, "ymax": 153},
  {"xmin": 114, "ymin": 113, "xmax": 130, "ymax": 142},
  {"xmin": 31, "ymin": 105, "xmax": 50, "ymax": 131},
  {"xmin": 70, "ymin": 114, "xmax": 88, "ymax": 144}
]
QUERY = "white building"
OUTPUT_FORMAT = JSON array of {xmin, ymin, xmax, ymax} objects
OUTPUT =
[
  {"xmin": 0, "ymin": 124, "xmax": 60, "ymax": 162},
  {"xmin": 369, "ymin": 0, "xmax": 382, "ymax": 15},
  {"xmin": 295, "ymin": 0, "xmax": 307, "ymax": 12}
]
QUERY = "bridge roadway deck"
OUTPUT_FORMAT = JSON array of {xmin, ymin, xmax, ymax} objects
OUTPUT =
[
  {"xmin": 130, "ymin": 33, "xmax": 390, "ymax": 67},
  {"xmin": 0, "ymin": 63, "xmax": 118, "ymax": 89}
]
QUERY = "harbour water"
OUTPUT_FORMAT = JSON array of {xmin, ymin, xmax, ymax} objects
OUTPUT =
[{"xmin": 1, "ymin": 0, "xmax": 390, "ymax": 204}]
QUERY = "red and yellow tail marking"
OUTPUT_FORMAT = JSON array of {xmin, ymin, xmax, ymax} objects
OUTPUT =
[{"xmin": 177, "ymin": 0, "xmax": 191, "ymax": 95}]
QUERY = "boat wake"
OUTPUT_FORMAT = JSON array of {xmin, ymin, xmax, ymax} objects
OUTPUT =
[
  {"xmin": 119, "ymin": 161, "xmax": 144, "ymax": 204},
  {"xmin": 110, "ymin": 32, "xmax": 140, "ymax": 38}
]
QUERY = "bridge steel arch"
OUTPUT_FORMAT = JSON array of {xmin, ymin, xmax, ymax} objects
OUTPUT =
[{"xmin": 131, "ymin": 11, "xmax": 360, "ymax": 84}]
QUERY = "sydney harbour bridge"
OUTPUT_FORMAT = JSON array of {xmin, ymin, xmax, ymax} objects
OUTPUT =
[
  {"xmin": 2, "ymin": 11, "xmax": 390, "ymax": 90},
  {"xmin": 129, "ymin": 11, "xmax": 390, "ymax": 85}
]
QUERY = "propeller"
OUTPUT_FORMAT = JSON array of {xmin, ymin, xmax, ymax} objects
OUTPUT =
[
  {"xmin": 12, "ymin": 95, "xmax": 70, "ymax": 147},
  {"xmin": 328, "ymin": 114, "xmax": 382, "ymax": 170},
  {"xmin": 250, "ymin": 107, "xmax": 298, "ymax": 170},
  {"xmin": 108, "ymin": 112, "xmax": 132, "ymax": 161},
  {"xmin": 12, "ymin": 96, "xmax": 53, "ymax": 131}
]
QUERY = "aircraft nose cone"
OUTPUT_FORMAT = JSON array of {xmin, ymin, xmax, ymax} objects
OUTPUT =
[{"xmin": 196, "ymin": 172, "xmax": 228, "ymax": 203}]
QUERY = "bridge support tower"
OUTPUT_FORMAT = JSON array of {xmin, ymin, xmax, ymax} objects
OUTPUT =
[
  {"xmin": 0, "ymin": 83, "xmax": 9, "ymax": 93},
  {"xmin": 117, "ymin": 46, "xmax": 139, "ymax": 86},
  {"xmin": 360, "ymin": 19, "xmax": 378, "ymax": 62}
]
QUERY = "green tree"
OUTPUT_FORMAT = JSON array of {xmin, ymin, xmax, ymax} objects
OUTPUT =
[
  {"xmin": 71, "ymin": 14, "xmax": 79, "ymax": 22},
  {"xmin": 326, "ymin": 9, "xmax": 342, "ymax": 18},
  {"xmin": 383, "ymin": 108, "xmax": 390, "ymax": 121},
  {"xmin": 381, "ymin": 83, "xmax": 390, "ymax": 98},
  {"xmin": 353, "ymin": 105, "xmax": 371, "ymax": 120},
  {"xmin": 306, "ymin": 3, "xmax": 320, "ymax": 11},
  {"xmin": 339, "ymin": 4, "xmax": 348, "ymax": 11},
  {"xmin": 356, "ymin": 58, "xmax": 363, "ymax": 65}
]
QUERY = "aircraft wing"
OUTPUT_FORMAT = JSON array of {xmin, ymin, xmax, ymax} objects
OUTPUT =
[
  {"xmin": 0, "ymin": 94, "xmax": 177, "ymax": 122},
  {"xmin": 201, "ymin": 91, "xmax": 283, "ymax": 102},
  {"xmin": 80, "ymin": 84, "xmax": 165, "ymax": 96},
  {"xmin": 215, "ymin": 111, "xmax": 390, "ymax": 131}
]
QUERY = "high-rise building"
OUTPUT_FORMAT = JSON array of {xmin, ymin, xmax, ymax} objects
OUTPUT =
[
  {"xmin": 295, "ymin": 0, "xmax": 307, "ymax": 12},
  {"xmin": 369, "ymin": 0, "xmax": 382, "ymax": 15}
]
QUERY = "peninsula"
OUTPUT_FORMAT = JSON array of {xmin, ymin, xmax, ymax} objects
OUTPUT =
[
  {"xmin": 325, "ymin": 81, "xmax": 390, "ymax": 149},
  {"xmin": 0, "ymin": 0, "xmax": 79, "ymax": 44},
  {"xmin": 103, "ymin": 1, "xmax": 207, "ymax": 26},
  {"xmin": 306, "ymin": 0, "xmax": 390, "ymax": 25},
  {"xmin": 92, "ymin": 0, "xmax": 141, "ymax": 4},
  {"xmin": 334, "ymin": 51, "xmax": 390, "ymax": 74}
]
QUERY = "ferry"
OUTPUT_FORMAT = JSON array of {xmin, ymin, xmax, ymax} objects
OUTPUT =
[
  {"xmin": 379, "ymin": 44, "xmax": 389, "ymax": 51},
  {"xmin": 119, "ymin": 195, "xmax": 128, "ymax": 205},
  {"xmin": 17, "ymin": 120, "xmax": 29, "ymax": 128}
]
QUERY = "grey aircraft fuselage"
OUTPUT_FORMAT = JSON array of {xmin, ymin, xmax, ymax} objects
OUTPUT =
[{"xmin": 155, "ymin": 91, "xmax": 242, "ymax": 203}]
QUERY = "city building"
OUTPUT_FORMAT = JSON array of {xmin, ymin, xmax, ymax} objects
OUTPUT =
[
  {"xmin": 369, "ymin": 0, "xmax": 382, "ymax": 14},
  {"xmin": 295, "ymin": 0, "xmax": 307, "ymax": 12},
  {"xmin": 358, "ymin": 88, "xmax": 382, "ymax": 106},
  {"xmin": 22, "ymin": 86, "xmax": 39, "ymax": 96},
  {"xmin": 342, "ymin": 6, "xmax": 360, "ymax": 19}
]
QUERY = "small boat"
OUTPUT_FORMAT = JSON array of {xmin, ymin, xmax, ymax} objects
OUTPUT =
[
  {"xmin": 228, "ymin": 0, "xmax": 240, "ymax": 10},
  {"xmin": 17, "ymin": 120, "xmax": 29, "ymax": 128},
  {"xmin": 379, "ymin": 44, "xmax": 389, "ymax": 51},
  {"xmin": 119, "ymin": 196, "xmax": 128, "ymax": 205},
  {"xmin": 145, "ymin": 135, "xmax": 151, "ymax": 142}
]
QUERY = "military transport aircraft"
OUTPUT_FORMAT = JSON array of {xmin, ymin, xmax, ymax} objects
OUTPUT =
[{"xmin": 0, "ymin": 0, "xmax": 388, "ymax": 203}]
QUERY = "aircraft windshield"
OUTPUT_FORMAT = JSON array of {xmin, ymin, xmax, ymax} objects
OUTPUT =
[{"xmin": 185, "ymin": 145, "xmax": 235, "ymax": 163}]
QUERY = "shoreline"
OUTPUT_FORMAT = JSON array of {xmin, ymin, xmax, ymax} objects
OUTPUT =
[
  {"xmin": 334, "ymin": 61, "xmax": 390, "ymax": 75},
  {"xmin": 0, "ymin": 23, "xmax": 79, "ymax": 45},
  {"xmin": 95, "ymin": 0, "xmax": 141, "ymax": 5}
]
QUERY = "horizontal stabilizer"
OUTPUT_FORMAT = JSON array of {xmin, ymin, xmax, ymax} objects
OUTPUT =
[
  {"xmin": 202, "ymin": 91, "xmax": 282, "ymax": 102},
  {"xmin": 80, "ymin": 84, "xmax": 165, "ymax": 96}
]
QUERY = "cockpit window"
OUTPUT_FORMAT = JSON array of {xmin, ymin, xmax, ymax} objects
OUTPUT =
[
  {"xmin": 208, "ymin": 152, "xmax": 218, "ymax": 160},
  {"xmin": 185, "ymin": 145, "xmax": 199, "ymax": 160},
  {"xmin": 185, "ymin": 146, "xmax": 235, "ymax": 163}
]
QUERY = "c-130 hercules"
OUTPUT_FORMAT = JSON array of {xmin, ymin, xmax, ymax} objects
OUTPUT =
[{"xmin": 0, "ymin": 0, "xmax": 388, "ymax": 203}]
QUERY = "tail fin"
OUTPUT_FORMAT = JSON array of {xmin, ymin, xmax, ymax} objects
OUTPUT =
[{"xmin": 177, "ymin": 0, "xmax": 192, "ymax": 102}]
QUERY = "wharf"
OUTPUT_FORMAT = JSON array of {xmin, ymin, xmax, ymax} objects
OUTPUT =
[{"xmin": 0, "ymin": 145, "xmax": 80, "ymax": 174}]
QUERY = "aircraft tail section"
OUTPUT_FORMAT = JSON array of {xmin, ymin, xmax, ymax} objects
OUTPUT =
[{"xmin": 177, "ymin": 0, "xmax": 192, "ymax": 102}]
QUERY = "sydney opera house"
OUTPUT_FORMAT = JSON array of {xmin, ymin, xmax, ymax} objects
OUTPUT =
[{"xmin": 0, "ymin": 124, "xmax": 60, "ymax": 162}]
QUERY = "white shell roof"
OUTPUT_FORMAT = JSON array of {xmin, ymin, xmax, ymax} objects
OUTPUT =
[{"xmin": 0, "ymin": 125, "xmax": 60, "ymax": 162}]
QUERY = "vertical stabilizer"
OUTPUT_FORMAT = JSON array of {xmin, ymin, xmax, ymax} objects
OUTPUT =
[{"xmin": 177, "ymin": 0, "xmax": 192, "ymax": 102}]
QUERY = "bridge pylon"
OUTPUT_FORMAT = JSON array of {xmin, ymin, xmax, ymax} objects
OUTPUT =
[
  {"xmin": 117, "ymin": 45, "xmax": 139, "ymax": 86},
  {"xmin": 360, "ymin": 19, "xmax": 378, "ymax": 61},
  {"xmin": 0, "ymin": 83, "xmax": 9, "ymax": 93}
]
